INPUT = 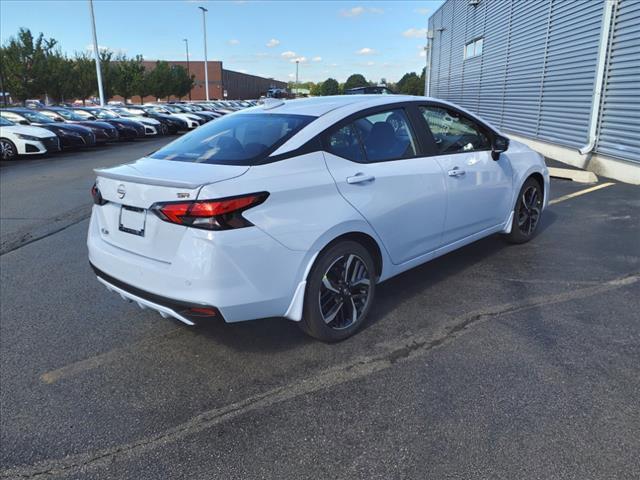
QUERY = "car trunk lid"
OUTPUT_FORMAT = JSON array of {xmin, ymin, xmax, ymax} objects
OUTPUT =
[{"xmin": 93, "ymin": 157, "xmax": 249, "ymax": 262}]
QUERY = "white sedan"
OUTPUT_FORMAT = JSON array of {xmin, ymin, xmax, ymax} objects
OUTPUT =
[
  {"xmin": 0, "ymin": 116, "xmax": 61, "ymax": 160},
  {"xmin": 89, "ymin": 95, "xmax": 549, "ymax": 341}
]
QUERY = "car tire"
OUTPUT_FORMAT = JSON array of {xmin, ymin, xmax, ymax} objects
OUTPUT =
[
  {"xmin": 504, "ymin": 177, "xmax": 544, "ymax": 244},
  {"xmin": 160, "ymin": 123, "xmax": 168, "ymax": 135},
  {"xmin": 299, "ymin": 240, "xmax": 376, "ymax": 342},
  {"xmin": 0, "ymin": 138, "xmax": 18, "ymax": 160}
]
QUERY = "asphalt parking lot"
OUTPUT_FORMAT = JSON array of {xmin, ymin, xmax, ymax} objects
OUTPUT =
[{"xmin": 1, "ymin": 142, "xmax": 639, "ymax": 479}]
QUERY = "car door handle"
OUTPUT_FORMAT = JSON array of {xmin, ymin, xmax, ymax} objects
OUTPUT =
[
  {"xmin": 346, "ymin": 173, "xmax": 375, "ymax": 184},
  {"xmin": 448, "ymin": 167, "xmax": 466, "ymax": 177}
]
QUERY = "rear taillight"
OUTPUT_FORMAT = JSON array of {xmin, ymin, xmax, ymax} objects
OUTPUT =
[
  {"xmin": 91, "ymin": 182, "xmax": 108, "ymax": 206},
  {"xmin": 150, "ymin": 192, "xmax": 268, "ymax": 231}
]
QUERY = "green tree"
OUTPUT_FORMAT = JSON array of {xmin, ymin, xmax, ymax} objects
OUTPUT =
[
  {"xmin": 98, "ymin": 49, "xmax": 115, "ymax": 101},
  {"xmin": 170, "ymin": 65, "xmax": 194, "ymax": 100},
  {"xmin": 73, "ymin": 52, "xmax": 97, "ymax": 105},
  {"xmin": 46, "ymin": 51, "xmax": 75, "ymax": 103},
  {"xmin": 147, "ymin": 61, "xmax": 173, "ymax": 101},
  {"xmin": 396, "ymin": 72, "xmax": 423, "ymax": 96},
  {"xmin": 112, "ymin": 54, "xmax": 145, "ymax": 104},
  {"xmin": 343, "ymin": 73, "xmax": 368, "ymax": 91},
  {"xmin": 0, "ymin": 28, "xmax": 57, "ymax": 104},
  {"xmin": 310, "ymin": 81, "xmax": 323, "ymax": 96},
  {"xmin": 320, "ymin": 78, "xmax": 339, "ymax": 96},
  {"xmin": 134, "ymin": 69, "xmax": 152, "ymax": 104}
]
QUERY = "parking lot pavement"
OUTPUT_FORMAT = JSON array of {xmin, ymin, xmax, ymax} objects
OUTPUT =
[
  {"xmin": 0, "ymin": 149, "xmax": 639, "ymax": 479},
  {"xmin": 0, "ymin": 137, "xmax": 173, "ymax": 255}
]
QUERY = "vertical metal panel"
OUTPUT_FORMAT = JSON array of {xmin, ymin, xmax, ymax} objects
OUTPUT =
[
  {"xmin": 501, "ymin": 0, "xmax": 549, "ymax": 135},
  {"xmin": 596, "ymin": 0, "xmax": 640, "ymax": 163},
  {"xmin": 426, "ymin": 0, "xmax": 640, "ymax": 162},
  {"xmin": 538, "ymin": 0, "xmax": 603, "ymax": 148},
  {"xmin": 477, "ymin": 0, "xmax": 511, "ymax": 127}
]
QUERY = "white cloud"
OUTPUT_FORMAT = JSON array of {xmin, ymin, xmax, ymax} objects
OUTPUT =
[
  {"xmin": 290, "ymin": 56, "xmax": 307, "ymax": 63},
  {"xmin": 415, "ymin": 7, "xmax": 431, "ymax": 15},
  {"xmin": 237, "ymin": 69, "xmax": 247, "ymax": 73},
  {"xmin": 281, "ymin": 50, "xmax": 297, "ymax": 58},
  {"xmin": 402, "ymin": 28, "xmax": 428, "ymax": 38},
  {"xmin": 312, "ymin": 56, "xmax": 322, "ymax": 62},
  {"xmin": 340, "ymin": 6, "xmax": 365, "ymax": 17},
  {"xmin": 419, "ymin": 49, "xmax": 427, "ymax": 57},
  {"xmin": 356, "ymin": 47, "xmax": 375, "ymax": 55},
  {"xmin": 227, "ymin": 39, "xmax": 240, "ymax": 45},
  {"xmin": 266, "ymin": 38, "xmax": 280, "ymax": 48},
  {"xmin": 288, "ymin": 73, "xmax": 295, "ymax": 78},
  {"xmin": 366, "ymin": 61, "xmax": 375, "ymax": 66},
  {"xmin": 340, "ymin": 6, "xmax": 383, "ymax": 17}
]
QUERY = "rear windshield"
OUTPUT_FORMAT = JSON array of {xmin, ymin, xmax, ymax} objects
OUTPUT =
[{"xmin": 150, "ymin": 113, "xmax": 314, "ymax": 165}]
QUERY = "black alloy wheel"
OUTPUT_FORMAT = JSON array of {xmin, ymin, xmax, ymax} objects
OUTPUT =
[
  {"xmin": 0, "ymin": 138, "xmax": 17, "ymax": 160},
  {"xmin": 505, "ymin": 177, "xmax": 544, "ymax": 244},
  {"xmin": 300, "ymin": 240, "xmax": 376, "ymax": 342}
]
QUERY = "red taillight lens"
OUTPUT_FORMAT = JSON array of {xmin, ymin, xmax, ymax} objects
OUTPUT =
[
  {"xmin": 151, "ymin": 192, "xmax": 268, "ymax": 230},
  {"xmin": 91, "ymin": 182, "xmax": 108, "ymax": 206}
]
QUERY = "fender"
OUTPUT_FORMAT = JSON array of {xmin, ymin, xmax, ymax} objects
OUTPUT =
[{"xmin": 284, "ymin": 220, "xmax": 391, "ymax": 321}]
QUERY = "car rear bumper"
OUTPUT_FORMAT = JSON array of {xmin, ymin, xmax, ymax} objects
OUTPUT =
[{"xmin": 87, "ymin": 207, "xmax": 306, "ymax": 323}]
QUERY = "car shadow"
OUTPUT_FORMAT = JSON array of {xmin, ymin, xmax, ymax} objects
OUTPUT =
[{"xmin": 192, "ymin": 211, "xmax": 558, "ymax": 352}]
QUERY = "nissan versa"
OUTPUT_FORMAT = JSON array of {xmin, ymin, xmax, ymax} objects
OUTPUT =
[{"xmin": 88, "ymin": 95, "xmax": 549, "ymax": 341}]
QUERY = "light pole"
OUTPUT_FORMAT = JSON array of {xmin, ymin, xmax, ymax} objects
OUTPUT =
[
  {"xmin": 295, "ymin": 60, "xmax": 299, "ymax": 97},
  {"xmin": 183, "ymin": 38, "xmax": 191, "ymax": 101},
  {"xmin": 88, "ymin": 0, "xmax": 105, "ymax": 106},
  {"xmin": 198, "ymin": 6, "xmax": 210, "ymax": 101}
]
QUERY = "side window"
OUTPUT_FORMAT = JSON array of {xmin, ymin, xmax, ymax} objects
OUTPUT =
[
  {"xmin": 420, "ymin": 106, "xmax": 490, "ymax": 154},
  {"xmin": 326, "ymin": 124, "xmax": 365, "ymax": 162},
  {"xmin": 354, "ymin": 108, "xmax": 417, "ymax": 162}
]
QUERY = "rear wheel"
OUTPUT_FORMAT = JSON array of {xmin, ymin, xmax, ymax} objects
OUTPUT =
[
  {"xmin": 504, "ymin": 177, "xmax": 543, "ymax": 244},
  {"xmin": 299, "ymin": 241, "xmax": 376, "ymax": 342},
  {"xmin": 0, "ymin": 138, "xmax": 17, "ymax": 160}
]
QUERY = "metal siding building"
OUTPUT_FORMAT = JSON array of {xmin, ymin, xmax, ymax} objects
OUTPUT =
[{"xmin": 427, "ymin": 0, "xmax": 640, "ymax": 181}]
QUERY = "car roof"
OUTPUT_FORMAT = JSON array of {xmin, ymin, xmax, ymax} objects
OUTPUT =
[{"xmin": 238, "ymin": 94, "xmax": 426, "ymax": 118}]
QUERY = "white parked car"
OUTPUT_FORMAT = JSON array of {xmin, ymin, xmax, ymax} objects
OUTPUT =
[
  {"xmin": 0, "ymin": 116, "xmax": 61, "ymax": 160},
  {"xmin": 144, "ymin": 105, "xmax": 200, "ymax": 129},
  {"xmin": 89, "ymin": 95, "xmax": 549, "ymax": 341}
]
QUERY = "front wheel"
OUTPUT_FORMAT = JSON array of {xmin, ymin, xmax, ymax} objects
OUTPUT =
[
  {"xmin": 504, "ymin": 177, "xmax": 543, "ymax": 244},
  {"xmin": 0, "ymin": 138, "xmax": 18, "ymax": 161},
  {"xmin": 299, "ymin": 241, "xmax": 376, "ymax": 342}
]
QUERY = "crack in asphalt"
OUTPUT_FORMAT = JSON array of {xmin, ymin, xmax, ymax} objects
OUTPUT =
[
  {"xmin": 1, "ymin": 272, "xmax": 637, "ymax": 479},
  {"xmin": 0, "ymin": 207, "xmax": 92, "ymax": 256}
]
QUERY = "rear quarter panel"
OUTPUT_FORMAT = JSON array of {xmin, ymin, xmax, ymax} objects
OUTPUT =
[{"xmin": 197, "ymin": 152, "xmax": 393, "ymax": 281}]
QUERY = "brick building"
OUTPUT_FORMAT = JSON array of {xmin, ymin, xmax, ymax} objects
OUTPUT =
[{"xmin": 121, "ymin": 60, "xmax": 286, "ymax": 103}]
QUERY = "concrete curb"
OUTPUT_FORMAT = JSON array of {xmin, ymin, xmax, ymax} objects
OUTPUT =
[{"xmin": 548, "ymin": 167, "xmax": 598, "ymax": 184}]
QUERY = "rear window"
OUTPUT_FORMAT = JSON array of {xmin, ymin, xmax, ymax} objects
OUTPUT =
[{"xmin": 150, "ymin": 113, "xmax": 314, "ymax": 165}]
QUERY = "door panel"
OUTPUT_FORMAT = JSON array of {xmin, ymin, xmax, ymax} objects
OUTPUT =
[
  {"xmin": 435, "ymin": 151, "xmax": 513, "ymax": 244},
  {"xmin": 324, "ymin": 152, "xmax": 447, "ymax": 264},
  {"xmin": 415, "ymin": 104, "xmax": 514, "ymax": 245}
]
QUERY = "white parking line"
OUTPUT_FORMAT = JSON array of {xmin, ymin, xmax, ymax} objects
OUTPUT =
[{"xmin": 549, "ymin": 182, "xmax": 615, "ymax": 205}]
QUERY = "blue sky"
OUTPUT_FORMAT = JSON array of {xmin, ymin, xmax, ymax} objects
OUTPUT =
[{"xmin": 0, "ymin": 0, "xmax": 442, "ymax": 83}]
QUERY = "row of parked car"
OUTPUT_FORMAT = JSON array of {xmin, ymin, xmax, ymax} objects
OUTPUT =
[{"xmin": 0, "ymin": 100, "xmax": 258, "ymax": 161}]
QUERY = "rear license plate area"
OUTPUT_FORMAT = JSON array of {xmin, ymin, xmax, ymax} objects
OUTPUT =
[{"xmin": 119, "ymin": 205, "xmax": 146, "ymax": 236}]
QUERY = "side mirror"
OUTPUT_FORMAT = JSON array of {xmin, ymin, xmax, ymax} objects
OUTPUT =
[
  {"xmin": 19, "ymin": 120, "xmax": 30, "ymax": 125},
  {"xmin": 88, "ymin": 116, "xmax": 97, "ymax": 121},
  {"xmin": 491, "ymin": 135, "xmax": 509, "ymax": 161},
  {"xmin": 56, "ymin": 118, "xmax": 64, "ymax": 122}
]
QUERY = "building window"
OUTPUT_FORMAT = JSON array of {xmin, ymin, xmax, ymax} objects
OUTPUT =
[{"xmin": 464, "ymin": 38, "xmax": 483, "ymax": 59}]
